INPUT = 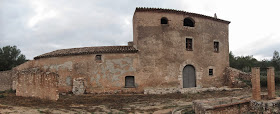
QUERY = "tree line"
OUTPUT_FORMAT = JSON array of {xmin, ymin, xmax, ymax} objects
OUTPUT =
[
  {"xmin": 230, "ymin": 51, "xmax": 280, "ymax": 72},
  {"xmin": 0, "ymin": 45, "xmax": 27, "ymax": 71}
]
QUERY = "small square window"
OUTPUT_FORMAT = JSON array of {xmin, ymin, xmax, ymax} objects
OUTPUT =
[
  {"xmin": 186, "ymin": 38, "xmax": 193, "ymax": 51},
  {"xmin": 214, "ymin": 42, "xmax": 219, "ymax": 52},
  {"xmin": 209, "ymin": 69, "xmax": 213, "ymax": 76},
  {"xmin": 95, "ymin": 55, "xmax": 102, "ymax": 60},
  {"xmin": 125, "ymin": 76, "xmax": 135, "ymax": 88}
]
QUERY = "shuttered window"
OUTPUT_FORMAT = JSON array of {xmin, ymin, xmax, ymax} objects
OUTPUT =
[
  {"xmin": 214, "ymin": 42, "xmax": 219, "ymax": 52},
  {"xmin": 186, "ymin": 38, "xmax": 193, "ymax": 51}
]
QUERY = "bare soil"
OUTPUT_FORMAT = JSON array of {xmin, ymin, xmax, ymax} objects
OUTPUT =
[{"xmin": 0, "ymin": 88, "xmax": 252, "ymax": 114}]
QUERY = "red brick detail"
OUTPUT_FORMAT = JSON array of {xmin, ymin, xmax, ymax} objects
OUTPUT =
[
  {"xmin": 267, "ymin": 67, "xmax": 276, "ymax": 99},
  {"xmin": 251, "ymin": 67, "xmax": 261, "ymax": 101}
]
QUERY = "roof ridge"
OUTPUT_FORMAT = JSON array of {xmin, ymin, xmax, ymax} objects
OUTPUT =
[
  {"xmin": 135, "ymin": 7, "xmax": 230, "ymax": 24},
  {"xmin": 34, "ymin": 45, "xmax": 138, "ymax": 60}
]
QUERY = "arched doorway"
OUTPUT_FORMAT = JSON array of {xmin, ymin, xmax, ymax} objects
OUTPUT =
[{"xmin": 183, "ymin": 65, "xmax": 196, "ymax": 88}]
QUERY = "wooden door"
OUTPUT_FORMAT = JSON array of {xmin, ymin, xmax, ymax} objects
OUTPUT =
[{"xmin": 183, "ymin": 65, "xmax": 196, "ymax": 88}]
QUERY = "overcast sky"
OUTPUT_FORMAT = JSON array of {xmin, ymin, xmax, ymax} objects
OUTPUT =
[{"xmin": 1, "ymin": 0, "xmax": 279, "ymax": 60}]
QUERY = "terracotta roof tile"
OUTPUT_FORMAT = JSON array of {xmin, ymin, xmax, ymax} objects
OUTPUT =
[
  {"xmin": 34, "ymin": 46, "xmax": 138, "ymax": 60},
  {"xmin": 135, "ymin": 7, "xmax": 230, "ymax": 24}
]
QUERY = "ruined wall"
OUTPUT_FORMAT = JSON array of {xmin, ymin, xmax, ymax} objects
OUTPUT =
[
  {"xmin": 225, "ymin": 67, "xmax": 251, "ymax": 88},
  {"xmin": 193, "ymin": 97, "xmax": 250, "ymax": 114},
  {"xmin": 15, "ymin": 53, "xmax": 138, "ymax": 94},
  {"xmin": 16, "ymin": 69, "xmax": 59, "ymax": 100},
  {"xmin": 0, "ymin": 70, "xmax": 13, "ymax": 91},
  {"xmin": 133, "ymin": 10, "xmax": 229, "ymax": 88}
]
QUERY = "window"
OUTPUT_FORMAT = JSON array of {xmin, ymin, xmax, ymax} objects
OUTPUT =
[
  {"xmin": 186, "ymin": 38, "xmax": 193, "ymax": 51},
  {"xmin": 161, "ymin": 17, "xmax": 168, "ymax": 24},
  {"xmin": 125, "ymin": 76, "xmax": 135, "ymax": 88},
  {"xmin": 214, "ymin": 42, "xmax": 219, "ymax": 52},
  {"xmin": 183, "ymin": 18, "xmax": 195, "ymax": 27},
  {"xmin": 95, "ymin": 55, "xmax": 102, "ymax": 60},
  {"xmin": 209, "ymin": 69, "xmax": 213, "ymax": 76}
]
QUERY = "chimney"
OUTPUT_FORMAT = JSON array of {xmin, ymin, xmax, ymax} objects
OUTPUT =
[
  {"xmin": 214, "ymin": 13, "xmax": 217, "ymax": 19},
  {"xmin": 128, "ymin": 41, "xmax": 133, "ymax": 46}
]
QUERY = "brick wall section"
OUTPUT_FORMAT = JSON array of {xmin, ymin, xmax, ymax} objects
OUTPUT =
[
  {"xmin": 224, "ymin": 67, "xmax": 251, "ymax": 88},
  {"xmin": 0, "ymin": 70, "xmax": 13, "ymax": 91},
  {"xmin": 16, "ymin": 69, "xmax": 59, "ymax": 100},
  {"xmin": 267, "ymin": 67, "xmax": 276, "ymax": 99},
  {"xmin": 251, "ymin": 67, "xmax": 261, "ymax": 101}
]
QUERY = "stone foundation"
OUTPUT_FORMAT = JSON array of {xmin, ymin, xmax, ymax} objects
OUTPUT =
[{"xmin": 144, "ymin": 86, "xmax": 242, "ymax": 94}]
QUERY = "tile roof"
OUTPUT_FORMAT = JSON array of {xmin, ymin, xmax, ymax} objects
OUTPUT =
[
  {"xmin": 34, "ymin": 46, "xmax": 138, "ymax": 60},
  {"xmin": 135, "ymin": 7, "xmax": 230, "ymax": 24}
]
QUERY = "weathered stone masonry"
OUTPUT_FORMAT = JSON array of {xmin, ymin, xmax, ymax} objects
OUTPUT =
[
  {"xmin": 0, "ymin": 70, "xmax": 13, "ymax": 91},
  {"xmin": 14, "ymin": 7, "xmax": 232, "ymax": 100}
]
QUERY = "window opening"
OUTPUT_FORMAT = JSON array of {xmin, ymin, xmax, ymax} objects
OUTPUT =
[
  {"xmin": 209, "ymin": 69, "xmax": 213, "ymax": 76},
  {"xmin": 161, "ymin": 17, "xmax": 168, "ymax": 24},
  {"xmin": 184, "ymin": 18, "xmax": 195, "ymax": 27},
  {"xmin": 186, "ymin": 38, "xmax": 193, "ymax": 51},
  {"xmin": 214, "ymin": 42, "xmax": 219, "ymax": 52},
  {"xmin": 95, "ymin": 55, "xmax": 102, "ymax": 60},
  {"xmin": 125, "ymin": 76, "xmax": 135, "ymax": 88}
]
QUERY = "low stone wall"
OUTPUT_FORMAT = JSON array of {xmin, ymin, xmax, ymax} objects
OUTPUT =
[
  {"xmin": 16, "ymin": 69, "xmax": 59, "ymax": 100},
  {"xmin": 250, "ymin": 97, "xmax": 280, "ymax": 113},
  {"xmin": 193, "ymin": 96, "xmax": 251, "ymax": 114},
  {"xmin": 225, "ymin": 67, "xmax": 251, "ymax": 88},
  {"xmin": 0, "ymin": 70, "xmax": 13, "ymax": 91},
  {"xmin": 144, "ymin": 86, "xmax": 242, "ymax": 94}
]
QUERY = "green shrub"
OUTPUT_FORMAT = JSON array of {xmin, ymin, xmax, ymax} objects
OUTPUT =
[
  {"xmin": 240, "ymin": 79, "xmax": 251, "ymax": 86},
  {"xmin": 0, "ymin": 94, "xmax": 4, "ymax": 98},
  {"xmin": 275, "ymin": 75, "xmax": 280, "ymax": 86},
  {"xmin": 7, "ymin": 89, "xmax": 16, "ymax": 93},
  {"xmin": 0, "ymin": 91, "xmax": 4, "ymax": 94},
  {"xmin": 260, "ymin": 76, "xmax": 267, "ymax": 87}
]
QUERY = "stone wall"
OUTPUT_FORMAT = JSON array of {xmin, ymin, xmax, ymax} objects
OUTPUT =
[
  {"xmin": 16, "ymin": 69, "xmax": 59, "ymax": 100},
  {"xmin": 0, "ymin": 70, "xmax": 13, "ymax": 91},
  {"xmin": 193, "ymin": 96, "xmax": 250, "ymax": 114},
  {"xmin": 224, "ymin": 67, "xmax": 251, "ymax": 88}
]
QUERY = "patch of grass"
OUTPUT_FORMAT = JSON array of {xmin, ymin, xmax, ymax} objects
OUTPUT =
[
  {"xmin": 37, "ymin": 109, "xmax": 44, "ymax": 113},
  {"xmin": 162, "ymin": 105, "xmax": 178, "ymax": 109},
  {"xmin": 181, "ymin": 105, "xmax": 195, "ymax": 114}
]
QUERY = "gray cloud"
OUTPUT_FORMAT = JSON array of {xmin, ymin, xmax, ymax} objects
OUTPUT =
[{"xmin": 1, "ymin": 0, "xmax": 280, "ymax": 60}]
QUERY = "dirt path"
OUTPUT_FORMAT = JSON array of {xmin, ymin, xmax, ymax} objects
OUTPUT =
[{"xmin": 0, "ymin": 88, "xmax": 251, "ymax": 113}]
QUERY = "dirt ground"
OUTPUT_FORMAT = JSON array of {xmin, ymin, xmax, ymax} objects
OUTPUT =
[{"xmin": 0, "ymin": 87, "xmax": 253, "ymax": 114}]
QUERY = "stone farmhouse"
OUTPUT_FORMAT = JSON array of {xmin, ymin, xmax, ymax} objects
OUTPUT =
[{"xmin": 8, "ymin": 7, "xmax": 231, "ymax": 100}]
